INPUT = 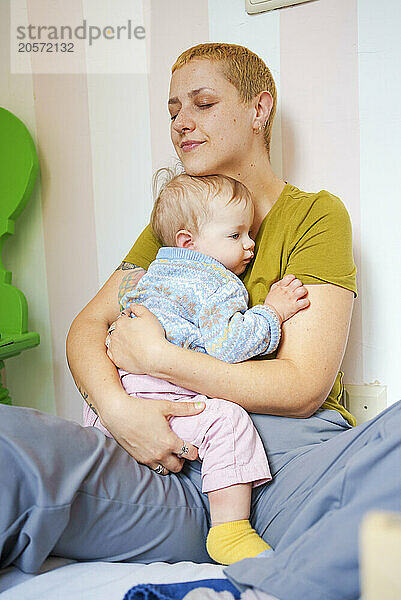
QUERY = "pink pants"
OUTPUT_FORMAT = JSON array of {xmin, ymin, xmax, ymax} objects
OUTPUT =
[{"xmin": 83, "ymin": 372, "xmax": 271, "ymax": 493}]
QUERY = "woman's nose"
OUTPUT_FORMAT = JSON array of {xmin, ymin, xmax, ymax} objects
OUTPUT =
[{"xmin": 172, "ymin": 108, "xmax": 196, "ymax": 135}]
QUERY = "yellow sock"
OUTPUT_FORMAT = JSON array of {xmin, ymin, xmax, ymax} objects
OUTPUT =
[{"xmin": 206, "ymin": 519, "xmax": 271, "ymax": 565}]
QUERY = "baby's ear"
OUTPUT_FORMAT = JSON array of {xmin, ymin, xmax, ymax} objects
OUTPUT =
[{"xmin": 176, "ymin": 229, "xmax": 195, "ymax": 249}]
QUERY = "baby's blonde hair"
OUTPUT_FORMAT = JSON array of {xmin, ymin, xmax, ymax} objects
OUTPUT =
[
  {"xmin": 172, "ymin": 42, "xmax": 277, "ymax": 157},
  {"xmin": 151, "ymin": 168, "xmax": 252, "ymax": 247}
]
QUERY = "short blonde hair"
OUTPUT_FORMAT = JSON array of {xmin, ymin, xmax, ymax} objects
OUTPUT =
[
  {"xmin": 151, "ymin": 168, "xmax": 252, "ymax": 247},
  {"xmin": 172, "ymin": 42, "xmax": 277, "ymax": 157}
]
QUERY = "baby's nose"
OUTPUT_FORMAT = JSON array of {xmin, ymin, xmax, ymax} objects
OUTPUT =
[{"xmin": 244, "ymin": 237, "xmax": 255, "ymax": 251}]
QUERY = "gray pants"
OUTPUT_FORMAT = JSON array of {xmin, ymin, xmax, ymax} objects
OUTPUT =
[{"xmin": 1, "ymin": 402, "xmax": 400, "ymax": 599}]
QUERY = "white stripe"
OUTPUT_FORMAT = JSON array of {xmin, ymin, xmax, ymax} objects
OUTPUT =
[
  {"xmin": 358, "ymin": 0, "xmax": 401, "ymax": 405},
  {"xmin": 208, "ymin": 0, "xmax": 282, "ymax": 176}
]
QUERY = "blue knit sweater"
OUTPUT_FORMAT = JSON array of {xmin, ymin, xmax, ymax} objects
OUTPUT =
[{"xmin": 120, "ymin": 247, "xmax": 281, "ymax": 363}]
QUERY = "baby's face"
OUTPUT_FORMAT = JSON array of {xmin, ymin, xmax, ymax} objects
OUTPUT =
[{"xmin": 193, "ymin": 195, "xmax": 255, "ymax": 276}]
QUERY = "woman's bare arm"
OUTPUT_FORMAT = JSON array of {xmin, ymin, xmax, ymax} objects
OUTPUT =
[
  {"xmin": 66, "ymin": 262, "xmax": 204, "ymax": 470},
  {"xmin": 108, "ymin": 284, "xmax": 354, "ymax": 418},
  {"xmin": 66, "ymin": 262, "xmax": 144, "ymax": 413}
]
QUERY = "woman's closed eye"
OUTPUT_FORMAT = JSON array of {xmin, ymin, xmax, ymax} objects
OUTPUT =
[{"xmin": 170, "ymin": 103, "xmax": 215, "ymax": 121}]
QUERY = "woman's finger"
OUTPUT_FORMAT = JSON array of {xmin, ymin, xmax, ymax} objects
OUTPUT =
[
  {"xmin": 150, "ymin": 463, "xmax": 170, "ymax": 476},
  {"xmin": 148, "ymin": 433, "xmax": 187, "ymax": 473},
  {"xmin": 166, "ymin": 400, "xmax": 205, "ymax": 418},
  {"xmin": 172, "ymin": 438, "xmax": 198, "ymax": 462},
  {"xmin": 159, "ymin": 453, "xmax": 185, "ymax": 473},
  {"xmin": 176, "ymin": 440, "xmax": 190, "ymax": 459}
]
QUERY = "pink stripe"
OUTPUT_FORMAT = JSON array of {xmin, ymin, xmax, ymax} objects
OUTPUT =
[
  {"xmin": 28, "ymin": 0, "xmax": 99, "ymax": 419},
  {"xmin": 280, "ymin": 0, "xmax": 362, "ymax": 381},
  {"xmin": 146, "ymin": 0, "xmax": 209, "ymax": 172}
]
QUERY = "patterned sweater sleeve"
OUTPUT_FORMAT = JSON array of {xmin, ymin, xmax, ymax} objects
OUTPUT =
[{"xmin": 197, "ymin": 279, "xmax": 281, "ymax": 363}]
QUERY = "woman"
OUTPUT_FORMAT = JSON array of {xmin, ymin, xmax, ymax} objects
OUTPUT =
[
  {"xmin": 0, "ymin": 44, "xmax": 400, "ymax": 599},
  {"xmin": 69, "ymin": 42, "xmax": 357, "ymax": 469}
]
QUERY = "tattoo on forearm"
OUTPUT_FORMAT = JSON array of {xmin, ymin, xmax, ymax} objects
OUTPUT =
[
  {"xmin": 118, "ymin": 267, "xmax": 146, "ymax": 305},
  {"xmin": 78, "ymin": 385, "xmax": 98, "ymax": 419},
  {"xmin": 78, "ymin": 386, "xmax": 88, "ymax": 400},
  {"xmin": 115, "ymin": 261, "xmax": 143, "ymax": 271},
  {"xmin": 88, "ymin": 402, "xmax": 98, "ymax": 417},
  {"xmin": 78, "ymin": 385, "xmax": 92, "ymax": 406}
]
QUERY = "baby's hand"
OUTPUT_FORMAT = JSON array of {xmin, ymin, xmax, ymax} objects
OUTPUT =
[{"xmin": 264, "ymin": 274, "xmax": 310, "ymax": 324}]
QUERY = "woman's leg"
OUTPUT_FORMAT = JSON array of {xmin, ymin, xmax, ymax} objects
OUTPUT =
[
  {"xmin": 4, "ymin": 394, "xmax": 397, "ymax": 584},
  {"xmin": 0, "ymin": 404, "xmax": 211, "ymax": 574},
  {"xmin": 181, "ymin": 406, "xmax": 354, "ymax": 549},
  {"xmin": 248, "ymin": 408, "xmax": 354, "ymax": 547},
  {"xmin": 225, "ymin": 400, "xmax": 401, "ymax": 600}
]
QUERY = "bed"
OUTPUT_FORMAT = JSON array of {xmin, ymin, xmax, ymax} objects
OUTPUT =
[
  {"xmin": 0, "ymin": 558, "xmax": 225, "ymax": 599},
  {"xmin": 3, "ymin": 511, "xmax": 401, "ymax": 599}
]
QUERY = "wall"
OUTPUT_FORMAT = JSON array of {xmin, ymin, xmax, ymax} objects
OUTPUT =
[
  {"xmin": 0, "ymin": 0, "xmax": 56, "ymax": 414},
  {"xmin": 1, "ymin": 0, "xmax": 400, "ymax": 422}
]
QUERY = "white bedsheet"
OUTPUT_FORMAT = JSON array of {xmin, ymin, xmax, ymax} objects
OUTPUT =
[{"xmin": 0, "ymin": 559, "xmax": 225, "ymax": 599}]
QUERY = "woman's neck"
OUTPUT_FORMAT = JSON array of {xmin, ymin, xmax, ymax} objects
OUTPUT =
[{"xmin": 228, "ymin": 154, "xmax": 286, "ymax": 237}]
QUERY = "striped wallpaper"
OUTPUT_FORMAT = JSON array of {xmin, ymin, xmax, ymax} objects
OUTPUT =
[{"xmin": 1, "ymin": 0, "xmax": 400, "ymax": 422}]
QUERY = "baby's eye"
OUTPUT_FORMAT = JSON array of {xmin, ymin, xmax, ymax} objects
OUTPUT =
[
  {"xmin": 230, "ymin": 233, "xmax": 240, "ymax": 239},
  {"xmin": 170, "ymin": 114, "xmax": 177, "ymax": 121}
]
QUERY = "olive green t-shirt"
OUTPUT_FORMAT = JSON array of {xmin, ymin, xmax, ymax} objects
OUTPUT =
[{"xmin": 124, "ymin": 183, "xmax": 357, "ymax": 426}]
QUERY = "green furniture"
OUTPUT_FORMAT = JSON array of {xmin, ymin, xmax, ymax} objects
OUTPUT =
[{"xmin": 0, "ymin": 107, "xmax": 40, "ymax": 404}]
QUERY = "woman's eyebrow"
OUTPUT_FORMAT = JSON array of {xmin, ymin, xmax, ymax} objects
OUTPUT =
[{"xmin": 168, "ymin": 87, "xmax": 216, "ymax": 106}]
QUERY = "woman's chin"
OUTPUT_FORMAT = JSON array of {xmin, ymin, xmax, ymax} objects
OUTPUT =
[
  {"xmin": 182, "ymin": 162, "xmax": 212, "ymax": 176},
  {"xmin": 180, "ymin": 154, "xmax": 220, "ymax": 177}
]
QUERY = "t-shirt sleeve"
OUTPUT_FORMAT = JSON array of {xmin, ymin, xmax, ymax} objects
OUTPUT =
[
  {"xmin": 123, "ymin": 224, "xmax": 162, "ymax": 271},
  {"xmin": 284, "ymin": 192, "xmax": 357, "ymax": 297}
]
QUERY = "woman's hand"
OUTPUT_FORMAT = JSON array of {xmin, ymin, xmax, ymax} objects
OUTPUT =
[
  {"xmin": 104, "ymin": 304, "xmax": 205, "ymax": 472},
  {"xmin": 100, "ymin": 390, "xmax": 204, "ymax": 473},
  {"xmin": 106, "ymin": 305, "xmax": 166, "ymax": 374}
]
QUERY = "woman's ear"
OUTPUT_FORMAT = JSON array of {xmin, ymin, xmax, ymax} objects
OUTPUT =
[
  {"xmin": 253, "ymin": 90, "xmax": 273, "ymax": 131},
  {"xmin": 176, "ymin": 229, "xmax": 195, "ymax": 249}
]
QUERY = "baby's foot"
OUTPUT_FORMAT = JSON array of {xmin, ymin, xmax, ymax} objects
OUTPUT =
[
  {"xmin": 264, "ymin": 274, "xmax": 309, "ymax": 324},
  {"xmin": 206, "ymin": 519, "xmax": 271, "ymax": 565}
]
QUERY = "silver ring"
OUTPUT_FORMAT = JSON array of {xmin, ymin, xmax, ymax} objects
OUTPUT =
[
  {"xmin": 177, "ymin": 442, "xmax": 189, "ymax": 458},
  {"xmin": 153, "ymin": 464, "xmax": 165, "ymax": 475}
]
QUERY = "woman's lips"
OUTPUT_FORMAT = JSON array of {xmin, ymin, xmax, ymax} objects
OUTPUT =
[{"xmin": 180, "ymin": 141, "xmax": 205, "ymax": 152}]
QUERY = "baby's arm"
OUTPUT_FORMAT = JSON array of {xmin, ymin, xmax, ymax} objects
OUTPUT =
[
  {"xmin": 263, "ymin": 274, "xmax": 310, "ymax": 325},
  {"xmin": 197, "ymin": 276, "xmax": 308, "ymax": 363}
]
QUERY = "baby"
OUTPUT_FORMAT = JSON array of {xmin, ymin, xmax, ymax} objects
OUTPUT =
[{"xmin": 84, "ymin": 172, "xmax": 309, "ymax": 565}]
